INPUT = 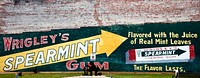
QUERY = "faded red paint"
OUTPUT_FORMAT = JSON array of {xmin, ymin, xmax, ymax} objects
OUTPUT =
[
  {"xmin": 66, "ymin": 60, "xmax": 109, "ymax": 70},
  {"xmin": 3, "ymin": 37, "xmax": 12, "ymax": 51},
  {"xmin": 0, "ymin": 0, "xmax": 199, "ymax": 34}
]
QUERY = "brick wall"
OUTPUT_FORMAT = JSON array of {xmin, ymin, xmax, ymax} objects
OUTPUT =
[{"xmin": 0, "ymin": 0, "xmax": 200, "ymax": 34}]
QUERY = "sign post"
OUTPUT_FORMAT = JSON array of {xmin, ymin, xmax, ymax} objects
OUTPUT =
[{"xmin": 90, "ymin": 53, "xmax": 96, "ymax": 61}]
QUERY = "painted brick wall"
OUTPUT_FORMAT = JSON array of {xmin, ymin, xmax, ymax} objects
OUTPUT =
[{"xmin": 0, "ymin": 0, "xmax": 200, "ymax": 34}]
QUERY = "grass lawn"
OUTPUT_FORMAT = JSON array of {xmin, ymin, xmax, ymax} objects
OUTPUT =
[
  {"xmin": 0, "ymin": 73, "xmax": 173, "ymax": 78},
  {"xmin": 109, "ymin": 74, "xmax": 172, "ymax": 78}
]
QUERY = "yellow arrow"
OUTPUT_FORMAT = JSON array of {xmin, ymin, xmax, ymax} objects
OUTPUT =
[
  {"xmin": 99, "ymin": 30, "xmax": 127, "ymax": 56},
  {"xmin": 0, "ymin": 30, "xmax": 127, "ymax": 72}
]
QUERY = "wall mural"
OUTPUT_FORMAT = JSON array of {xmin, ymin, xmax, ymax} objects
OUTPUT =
[{"xmin": 0, "ymin": 22, "xmax": 200, "ymax": 72}]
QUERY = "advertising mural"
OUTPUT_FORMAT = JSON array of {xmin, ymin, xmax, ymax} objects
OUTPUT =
[{"xmin": 0, "ymin": 22, "xmax": 200, "ymax": 72}]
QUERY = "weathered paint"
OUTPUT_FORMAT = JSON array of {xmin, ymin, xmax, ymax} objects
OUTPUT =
[{"xmin": 0, "ymin": 0, "xmax": 200, "ymax": 34}]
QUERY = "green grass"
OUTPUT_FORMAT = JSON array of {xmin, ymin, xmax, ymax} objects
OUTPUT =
[
  {"xmin": 0, "ymin": 73, "xmax": 173, "ymax": 78},
  {"xmin": 0, "ymin": 74, "xmax": 15, "ymax": 78},
  {"xmin": 18, "ymin": 73, "xmax": 80, "ymax": 78},
  {"xmin": 108, "ymin": 74, "xmax": 172, "ymax": 78}
]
